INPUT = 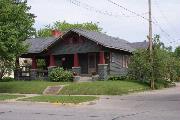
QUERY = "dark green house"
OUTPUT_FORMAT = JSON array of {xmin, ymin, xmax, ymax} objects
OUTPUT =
[{"xmin": 16, "ymin": 28, "xmax": 148, "ymax": 80}]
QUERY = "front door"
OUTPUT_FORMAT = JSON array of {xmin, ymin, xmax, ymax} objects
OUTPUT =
[
  {"xmin": 79, "ymin": 54, "xmax": 88, "ymax": 74},
  {"xmin": 88, "ymin": 53, "xmax": 96, "ymax": 74}
]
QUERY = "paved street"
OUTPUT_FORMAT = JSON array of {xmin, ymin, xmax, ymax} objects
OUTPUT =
[{"xmin": 1, "ymin": 83, "xmax": 180, "ymax": 120}]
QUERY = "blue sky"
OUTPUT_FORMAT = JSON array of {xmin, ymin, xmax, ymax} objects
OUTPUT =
[{"xmin": 28, "ymin": 0, "xmax": 180, "ymax": 48}]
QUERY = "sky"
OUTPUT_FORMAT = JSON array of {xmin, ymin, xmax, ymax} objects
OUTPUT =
[{"xmin": 27, "ymin": 0, "xmax": 180, "ymax": 48}]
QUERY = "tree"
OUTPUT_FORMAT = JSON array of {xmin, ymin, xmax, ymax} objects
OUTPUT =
[
  {"xmin": 0, "ymin": 0, "xmax": 35, "ymax": 79},
  {"xmin": 128, "ymin": 35, "xmax": 178, "ymax": 89},
  {"xmin": 37, "ymin": 21, "xmax": 102, "ymax": 37},
  {"xmin": 173, "ymin": 46, "xmax": 180, "ymax": 80},
  {"xmin": 174, "ymin": 46, "xmax": 180, "ymax": 58}
]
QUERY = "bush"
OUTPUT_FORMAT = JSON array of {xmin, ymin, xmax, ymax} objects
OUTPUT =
[
  {"xmin": 154, "ymin": 80, "xmax": 172, "ymax": 89},
  {"xmin": 1, "ymin": 77, "xmax": 15, "ymax": 82},
  {"xmin": 48, "ymin": 67, "xmax": 73, "ymax": 82}
]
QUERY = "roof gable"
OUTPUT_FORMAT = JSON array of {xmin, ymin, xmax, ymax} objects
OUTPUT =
[{"xmin": 63, "ymin": 29, "xmax": 134, "ymax": 52}]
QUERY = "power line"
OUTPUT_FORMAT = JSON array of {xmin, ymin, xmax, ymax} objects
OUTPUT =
[
  {"xmin": 67, "ymin": 0, "xmax": 140, "ymax": 18},
  {"xmin": 153, "ymin": 0, "xmax": 179, "ymax": 45},
  {"xmin": 153, "ymin": 0, "xmax": 178, "ymax": 34},
  {"xmin": 106, "ymin": 0, "xmax": 149, "ymax": 21},
  {"xmin": 153, "ymin": 17, "xmax": 180, "ymax": 46},
  {"xmin": 68, "ymin": 0, "xmax": 179, "ymax": 46},
  {"xmin": 107, "ymin": 0, "xmax": 178, "ymax": 46}
]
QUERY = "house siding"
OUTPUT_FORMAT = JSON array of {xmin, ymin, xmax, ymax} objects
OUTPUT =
[
  {"xmin": 109, "ymin": 52, "xmax": 129, "ymax": 76},
  {"xmin": 50, "ymin": 37, "xmax": 100, "ymax": 55}
]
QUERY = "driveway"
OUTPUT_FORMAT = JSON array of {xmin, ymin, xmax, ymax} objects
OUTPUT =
[{"xmin": 0, "ymin": 83, "xmax": 180, "ymax": 120}]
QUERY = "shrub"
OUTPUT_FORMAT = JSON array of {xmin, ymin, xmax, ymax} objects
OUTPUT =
[
  {"xmin": 1, "ymin": 77, "xmax": 15, "ymax": 82},
  {"xmin": 154, "ymin": 80, "xmax": 173, "ymax": 89},
  {"xmin": 48, "ymin": 67, "xmax": 73, "ymax": 82}
]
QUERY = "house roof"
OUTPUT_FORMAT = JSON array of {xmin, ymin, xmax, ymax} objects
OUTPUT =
[
  {"xmin": 130, "ymin": 41, "xmax": 149, "ymax": 49},
  {"xmin": 67, "ymin": 29, "xmax": 134, "ymax": 52},
  {"xmin": 25, "ymin": 37, "xmax": 57, "ymax": 53},
  {"xmin": 24, "ymin": 28, "xmax": 148, "ymax": 54}
]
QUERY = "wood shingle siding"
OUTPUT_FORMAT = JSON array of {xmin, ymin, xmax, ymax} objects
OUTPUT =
[
  {"xmin": 50, "ymin": 38, "xmax": 100, "ymax": 55},
  {"xmin": 109, "ymin": 52, "xmax": 128, "ymax": 75}
]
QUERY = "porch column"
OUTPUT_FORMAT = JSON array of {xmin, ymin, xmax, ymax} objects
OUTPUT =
[
  {"xmin": 49, "ymin": 54, "xmax": 56, "ymax": 67},
  {"xmin": 48, "ymin": 54, "xmax": 56, "ymax": 74},
  {"xmin": 98, "ymin": 51, "xmax": 108, "ymax": 80},
  {"xmin": 31, "ymin": 56, "xmax": 37, "ymax": 69},
  {"xmin": 99, "ymin": 51, "xmax": 105, "ymax": 64},
  {"xmin": 30, "ymin": 56, "xmax": 37, "ymax": 80},
  {"xmin": 73, "ymin": 53, "xmax": 79, "ymax": 67},
  {"xmin": 72, "ymin": 53, "xmax": 81, "ymax": 76}
]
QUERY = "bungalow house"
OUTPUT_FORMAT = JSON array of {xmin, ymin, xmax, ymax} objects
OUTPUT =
[{"xmin": 15, "ymin": 28, "xmax": 148, "ymax": 80}]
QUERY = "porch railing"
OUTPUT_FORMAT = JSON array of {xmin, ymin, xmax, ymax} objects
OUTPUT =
[{"xmin": 15, "ymin": 66, "xmax": 48, "ymax": 80}]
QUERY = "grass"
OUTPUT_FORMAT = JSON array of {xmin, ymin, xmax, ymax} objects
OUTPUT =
[
  {"xmin": 59, "ymin": 80, "xmax": 149, "ymax": 95},
  {"xmin": 19, "ymin": 95, "xmax": 97, "ymax": 104},
  {"xmin": 0, "ymin": 94, "xmax": 25, "ymax": 101},
  {"xmin": 0, "ymin": 81, "xmax": 70, "ymax": 94}
]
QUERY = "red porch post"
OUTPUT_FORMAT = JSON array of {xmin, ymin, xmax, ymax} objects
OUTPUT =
[
  {"xmin": 49, "ymin": 54, "xmax": 56, "ymax": 67},
  {"xmin": 99, "ymin": 51, "xmax": 105, "ymax": 64},
  {"xmin": 73, "ymin": 53, "xmax": 79, "ymax": 67},
  {"xmin": 31, "ymin": 56, "xmax": 37, "ymax": 69}
]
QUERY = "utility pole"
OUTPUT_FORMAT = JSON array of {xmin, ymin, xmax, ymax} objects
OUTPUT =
[{"xmin": 148, "ymin": 0, "xmax": 154, "ymax": 89}]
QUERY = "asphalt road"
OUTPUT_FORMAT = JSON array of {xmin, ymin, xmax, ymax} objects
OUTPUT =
[{"xmin": 1, "ymin": 83, "xmax": 180, "ymax": 120}]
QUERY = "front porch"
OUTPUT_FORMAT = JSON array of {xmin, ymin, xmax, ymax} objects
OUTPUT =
[{"xmin": 15, "ymin": 51, "xmax": 109, "ymax": 80}]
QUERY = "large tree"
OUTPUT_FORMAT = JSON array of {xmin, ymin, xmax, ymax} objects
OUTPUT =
[
  {"xmin": 37, "ymin": 21, "xmax": 102, "ymax": 37},
  {"xmin": 0, "ymin": 0, "xmax": 35, "ymax": 79}
]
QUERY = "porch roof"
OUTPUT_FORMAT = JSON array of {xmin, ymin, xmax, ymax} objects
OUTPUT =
[{"xmin": 24, "ymin": 37, "xmax": 57, "ymax": 53}]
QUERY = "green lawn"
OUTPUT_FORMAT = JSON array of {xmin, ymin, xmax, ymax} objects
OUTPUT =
[
  {"xmin": 19, "ymin": 95, "xmax": 97, "ymax": 104},
  {"xmin": 0, "ymin": 94, "xmax": 25, "ymax": 101},
  {"xmin": 59, "ymin": 81, "xmax": 149, "ymax": 95},
  {"xmin": 0, "ymin": 81, "xmax": 70, "ymax": 94}
]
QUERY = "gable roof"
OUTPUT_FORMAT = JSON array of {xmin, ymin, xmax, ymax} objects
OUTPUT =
[
  {"xmin": 24, "ymin": 28, "xmax": 148, "ymax": 54},
  {"xmin": 66, "ymin": 29, "xmax": 135, "ymax": 52}
]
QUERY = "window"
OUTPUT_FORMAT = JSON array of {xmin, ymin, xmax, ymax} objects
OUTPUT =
[
  {"xmin": 122, "ymin": 55, "xmax": 129, "ymax": 68},
  {"xmin": 111, "ymin": 52, "xmax": 115, "ymax": 63}
]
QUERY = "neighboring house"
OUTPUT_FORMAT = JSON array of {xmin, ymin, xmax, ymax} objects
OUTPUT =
[
  {"xmin": 4, "ymin": 58, "xmax": 31, "ymax": 78},
  {"xmin": 15, "ymin": 28, "xmax": 148, "ymax": 80}
]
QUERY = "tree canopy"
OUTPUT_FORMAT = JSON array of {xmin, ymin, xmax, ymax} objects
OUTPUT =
[
  {"xmin": 128, "ymin": 35, "xmax": 179, "ymax": 89},
  {"xmin": 37, "ymin": 21, "xmax": 102, "ymax": 37},
  {"xmin": 174, "ymin": 46, "xmax": 180, "ymax": 58},
  {"xmin": 0, "ymin": 0, "xmax": 35, "ymax": 79}
]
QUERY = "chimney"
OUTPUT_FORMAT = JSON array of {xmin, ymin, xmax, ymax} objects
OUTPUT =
[{"xmin": 51, "ymin": 29, "xmax": 63, "ymax": 38}]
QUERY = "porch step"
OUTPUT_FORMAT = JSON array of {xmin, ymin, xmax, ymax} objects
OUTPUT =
[
  {"xmin": 78, "ymin": 77, "xmax": 92, "ymax": 82},
  {"xmin": 80, "ymin": 74, "xmax": 91, "ymax": 77},
  {"xmin": 43, "ymin": 85, "xmax": 64, "ymax": 95}
]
